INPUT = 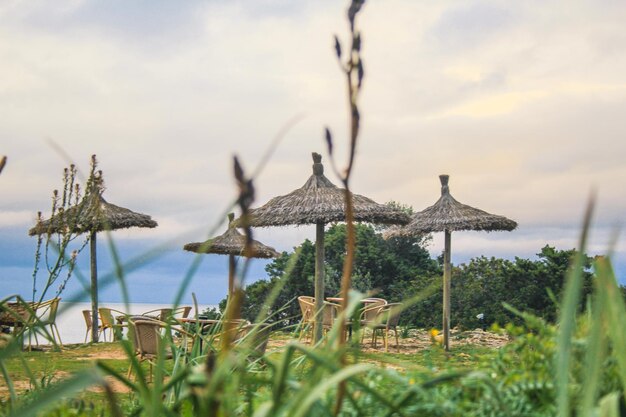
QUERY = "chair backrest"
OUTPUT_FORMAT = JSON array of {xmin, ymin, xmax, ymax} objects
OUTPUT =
[
  {"xmin": 48, "ymin": 298, "xmax": 61, "ymax": 322},
  {"xmin": 364, "ymin": 298, "xmax": 387, "ymax": 306},
  {"xmin": 360, "ymin": 304, "xmax": 384, "ymax": 323},
  {"xmin": 82, "ymin": 310, "xmax": 92, "ymax": 331},
  {"xmin": 35, "ymin": 298, "xmax": 61, "ymax": 323},
  {"xmin": 176, "ymin": 306, "xmax": 192, "ymax": 319},
  {"xmin": 98, "ymin": 308, "xmax": 116, "ymax": 328},
  {"xmin": 127, "ymin": 315, "xmax": 159, "ymax": 350},
  {"xmin": 298, "ymin": 296, "xmax": 315, "ymax": 323},
  {"xmin": 378, "ymin": 303, "xmax": 402, "ymax": 328},
  {"xmin": 132, "ymin": 320, "xmax": 165, "ymax": 357},
  {"xmin": 322, "ymin": 302, "xmax": 339, "ymax": 327},
  {"xmin": 234, "ymin": 323, "xmax": 272, "ymax": 357}
]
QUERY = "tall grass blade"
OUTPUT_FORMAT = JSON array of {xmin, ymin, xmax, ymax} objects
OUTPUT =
[
  {"xmin": 577, "ymin": 272, "xmax": 608, "ymax": 417},
  {"xmin": 595, "ymin": 257, "xmax": 626, "ymax": 398},
  {"xmin": 598, "ymin": 392, "xmax": 621, "ymax": 417},
  {"xmin": 291, "ymin": 363, "xmax": 373, "ymax": 417},
  {"xmin": 555, "ymin": 196, "xmax": 594, "ymax": 417}
]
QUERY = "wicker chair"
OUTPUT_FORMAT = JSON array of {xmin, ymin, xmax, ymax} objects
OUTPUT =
[
  {"xmin": 297, "ymin": 296, "xmax": 315, "ymax": 342},
  {"xmin": 127, "ymin": 318, "xmax": 193, "ymax": 381},
  {"xmin": 81, "ymin": 310, "xmax": 100, "ymax": 343},
  {"xmin": 322, "ymin": 301, "xmax": 340, "ymax": 332},
  {"xmin": 359, "ymin": 298, "xmax": 388, "ymax": 345},
  {"xmin": 369, "ymin": 303, "xmax": 402, "ymax": 352},
  {"xmin": 233, "ymin": 323, "xmax": 272, "ymax": 359},
  {"xmin": 141, "ymin": 306, "xmax": 192, "ymax": 323},
  {"xmin": 33, "ymin": 298, "xmax": 63, "ymax": 347},
  {"xmin": 98, "ymin": 308, "xmax": 128, "ymax": 342}
]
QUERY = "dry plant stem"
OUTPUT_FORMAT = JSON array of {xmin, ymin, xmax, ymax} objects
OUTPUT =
[
  {"xmin": 221, "ymin": 156, "xmax": 254, "ymax": 356},
  {"xmin": 337, "ymin": 191, "xmax": 355, "ymax": 343},
  {"xmin": 334, "ymin": 2, "xmax": 364, "ymax": 414},
  {"xmin": 0, "ymin": 155, "xmax": 6, "ymax": 175}
]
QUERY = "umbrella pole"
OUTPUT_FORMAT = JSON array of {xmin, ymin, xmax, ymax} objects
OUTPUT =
[
  {"xmin": 313, "ymin": 222, "xmax": 325, "ymax": 343},
  {"xmin": 90, "ymin": 231, "xmax": 99, "ymax": 343},
  {"xmin": 443, "ymin": 229, "xmax": 451, "ymax": 351},
  {"xmin": 228, "ymin": 254, "xmax": 236, "ymax": 298}
]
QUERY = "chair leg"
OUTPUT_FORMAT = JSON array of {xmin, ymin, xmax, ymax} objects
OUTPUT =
[
  {"xmin": 383, "ymin": 329, "xmax": 389, "ymax": 352},
  {"xmin": 394, "ymin": 328, "xmax": 399, "ymax": 352},
  {"xmin": 52, "ymin": 324, "xmax": 63, "ymax": 348}
]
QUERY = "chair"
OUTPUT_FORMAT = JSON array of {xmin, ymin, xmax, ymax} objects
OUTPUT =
[
  {"xmin": 141, "ymin": 306, "xmax": 191, "ymax": 323},
  {"xmin": 321, "ymin": 302, "xmax": 340, "ymax": 332},
  {"xmin": 127, "ymin": 318, "xmax": 194, "ymax": 381},
  {"xmin": 98, "ymin": 308, "xmax": 128, "ymax": 342},
  {"xmin": 363, "ymin": 297, "xmax": 387, "ymax": 308},
  {"xmin": 233, "ymin": 323, "xmax": 272, "ymax": 359},
  {"xmin": 297, "ymin": 296, "xmax": 315, "ymax": 342},
  {"xmin": 369, "ymin": 303, "xmax": 402, "ymax": 352},
  {"xmin": 82, "ymin": 310, "xmax": 97, "ymax": 343},
  {"xmin": 33, "ymin": 298, "xmax": 63, "ymax": 347}
]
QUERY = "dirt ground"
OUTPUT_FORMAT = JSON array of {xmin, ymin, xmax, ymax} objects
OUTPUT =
[
  {"xmin": 268, "ymin": 328, "xmax": 509, "ymax": 353},
  {"xmin": 1, "ymin": 329, "xmax": 509, "ymax": 398}
]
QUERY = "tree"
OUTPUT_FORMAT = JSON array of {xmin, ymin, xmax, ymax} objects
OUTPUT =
[
  {"xmin": 233, "ymin": 223, "xmax": 438, "ymax": 327},
  {"xmin": 449, "ymin": 245, "xmax": 594, "ymax": 329}
]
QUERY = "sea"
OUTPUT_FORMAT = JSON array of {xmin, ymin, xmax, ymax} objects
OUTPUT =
[{"xmin": 32, "ymin": 302, "xmax": 217, "ymax": 345}]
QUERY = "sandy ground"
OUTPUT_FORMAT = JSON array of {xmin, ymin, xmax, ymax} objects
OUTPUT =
[
  {"xmin": 1, "ymin": 328, "xmax": 509, "ymax": 397},
  {"xmin": 274, "ymin": 328, "xmax": 510, "ymax": 353}
]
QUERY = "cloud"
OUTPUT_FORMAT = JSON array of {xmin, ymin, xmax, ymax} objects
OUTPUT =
[{"xmin": 1, "ymin": 0, "xmax": 626, "ymax": 301}]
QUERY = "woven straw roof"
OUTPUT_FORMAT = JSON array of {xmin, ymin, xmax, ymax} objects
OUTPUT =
[
  {"xmin": 241, "ymin": 153, "xmax": 410, "ymax": 227},
  {"xmin": 29, "ymin": 192, "xmax": 157, "ymax": 236},
  {"xmin": 183, "ymin": 214, "xmax": 279, "ymax": 258},
  {"xmin": 385, "ymin": 175, "xmax": 517, "ymax": 237}
]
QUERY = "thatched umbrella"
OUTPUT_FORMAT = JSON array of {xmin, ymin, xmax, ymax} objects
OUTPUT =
[
  {"xmin": 183, "ymin": 213, "xmax": 280, "ymax": 297},
  {"xmin": 29, "ymin": 179, "xmax": 157, "ymax": 343},
  {"xmin": 385, "ymin": 174, "xmax": 517, "ymax": 350},
  {"xmin": 239, "ymin": 152, "xmax": 410, "ymax": 342}
]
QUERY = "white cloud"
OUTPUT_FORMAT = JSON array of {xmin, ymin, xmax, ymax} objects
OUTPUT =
[{"xmin": 1, "ymin": 0, "xmax": 626, "ymax": 295}]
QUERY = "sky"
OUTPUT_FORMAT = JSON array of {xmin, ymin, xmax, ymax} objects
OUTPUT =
[{"xmin": 1, "ymin": 0, "xmax": 625, "ymax": 305}]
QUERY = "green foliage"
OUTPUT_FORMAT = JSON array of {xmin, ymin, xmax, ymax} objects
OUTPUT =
[
  {"xmin": 448, "ymin": 245, "xmax": 594, "ymax": 330},
  {"xmin": 237, "ymin": 227, "xmax": 600, "ymax": 331}
]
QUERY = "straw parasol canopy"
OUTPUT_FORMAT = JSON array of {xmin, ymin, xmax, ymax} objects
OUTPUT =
[
  {"xmin": 183, "ymin": 213, "xmax": 280, "ymax": 296},
  {"xmin": 385, "ymin": 174, "xmax": 517, "ymax": 350},
  {"xmin": 29, "ymin": 171, "xmax": 157, "ymax": 343},
  {"xmin": 239, "ymin": 152, "xmax": 410, "ymax": 342}
]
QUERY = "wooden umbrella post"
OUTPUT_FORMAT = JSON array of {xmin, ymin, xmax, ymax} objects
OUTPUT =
[
  {"xmin": 314, "ymin": 221, "xmax": 325, "ymax": 343},
  {"xmin": 442, "ymin": 229, "xmax": 451, "ymax": 351},
  {"xmin": 90, "ymin": 231, "xmax": 99, "ymax": 343},
  {"xmin": 228, "ymin": 254, "xmax": 236, "ymax": 298}
]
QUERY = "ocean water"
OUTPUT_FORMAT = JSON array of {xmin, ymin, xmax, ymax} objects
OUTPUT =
[{"xmin": 32, "ymin": 302, "xmax": 217, "ymax": 345}]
